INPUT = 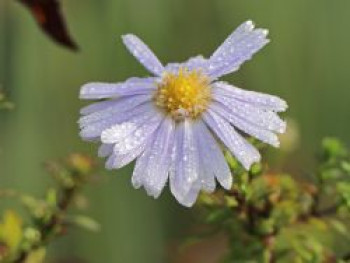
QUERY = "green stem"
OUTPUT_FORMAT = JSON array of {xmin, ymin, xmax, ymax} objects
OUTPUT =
[{"xmin": 14, "ymin": 187, "xmax": 77, "ymax": 263}]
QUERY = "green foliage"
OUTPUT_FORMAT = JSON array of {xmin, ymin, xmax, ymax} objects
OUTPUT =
[
  {"xmin": 0, "ymin": 92, "xmax": 14, "ymax": 111},
  {"xmin": 188, "ymin": 138, "xmax": 350, "ymax": 263},
  {"xmin": 0, "ymin": 154, "xmax": 99, "ymax": 263}
]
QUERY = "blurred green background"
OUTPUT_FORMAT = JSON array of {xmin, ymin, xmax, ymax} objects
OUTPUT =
[{"xmin": 1, "ymin": 0, "xmax": 350, "ymax": 262}]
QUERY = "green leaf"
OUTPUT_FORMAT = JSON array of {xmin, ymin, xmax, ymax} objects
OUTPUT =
[
  {"xmin": 45, "ymin": 188, "xmax": 57, "ymax": 207},
  {"xmin": 24, "ymin": 247, "xmax": 46, "ymax": 263},
  {"xmin": 336, "ymin": 182, "xmax": 350, "ymax": 207},
  {"xmin": 341, "ymin": 161, "xmax": 350, "ymax": 174},
  {"xmin": 224, "ymin": 151, "xmax": 240, "ymax": 170},
  {"xmin": 328, "ymin": 219, "xmax": 348, "ymax": 235},
  {"xmin": 68, "ymin": 215, "xmax": 100, "ymax": 232},
  {"xmin": 23, "ymin": 227, "xmax": 41, "ymax": 244},
  {"xmin": 250, "ymin": 163, "xmax": 263, "ymax": 176},
  {"xmin": 322, "ymin": 137, "xmax": 347, "ymax": 159},
  {"xmin": 320, "ymin": 168, "xmax": 342, "ymax": 181},
  {"xmin": 224, "ymin": 196, "xmax": 238, "ymax": 208},
  {"xmin": 205, "ymin": 209, "xmax": 231, "ymax": 224},
  {"xmin": 0, "ymin": 210, "xmax": 23, "ymax": 251},
  {"xmin": 256, "ymin": 218, "xmax": 275, "ymax": 235}
]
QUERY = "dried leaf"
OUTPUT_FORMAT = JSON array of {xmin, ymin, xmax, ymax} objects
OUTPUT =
[{"xmin": 17, "ymin": 0, "xmax": 78, "ymax": 51}]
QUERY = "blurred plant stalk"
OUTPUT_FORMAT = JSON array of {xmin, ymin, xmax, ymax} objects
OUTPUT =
[{"xmin": 0, "ymin": 154, "xmax": 100, "ymax": 263}]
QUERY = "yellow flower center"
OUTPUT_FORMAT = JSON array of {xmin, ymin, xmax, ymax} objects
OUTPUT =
[{"xmin": 154, "ymin": 68, "xmax": 211, "ymax": 120}]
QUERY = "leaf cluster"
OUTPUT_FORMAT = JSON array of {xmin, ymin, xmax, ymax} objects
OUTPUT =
[
  {"xmin": 191, "ymin": 138, "xmax": 350, "ymax": 263},
  {"xmin": 0, "ymin": 154, "xmax": 99, "ymax": 263}
]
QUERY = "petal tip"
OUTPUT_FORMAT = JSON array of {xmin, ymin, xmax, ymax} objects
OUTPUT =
[
  {"xmin": 121, "ymin": 34, "xmax": 134, "ymax": 42},
  {"xmin": 261, "ymin": 29, "xmax": 269, "ymax": 37},
  {"xmin": 221, "ymin": 175, "xmax": 233, "ymax": 190},
  {"xmin": 79, "ymin": 83, "xmax": 92, "ymax": 99},
  {"xmin": 245, "ymin": 20, "xmax": 255, "ymax": 29}
]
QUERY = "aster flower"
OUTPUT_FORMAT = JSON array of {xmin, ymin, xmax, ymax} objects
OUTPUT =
[{"xmin": 79, "ymin": 21, "xmax": 287, "ymax": 207}]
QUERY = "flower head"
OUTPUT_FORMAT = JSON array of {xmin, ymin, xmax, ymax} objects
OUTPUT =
[
  {"xmin": 79, "ymin": 21, "xmax": 288, "ymax": 207},
  {"xmin": 155, "ymin": 68, "xmax": 211, "ymax": 120}
]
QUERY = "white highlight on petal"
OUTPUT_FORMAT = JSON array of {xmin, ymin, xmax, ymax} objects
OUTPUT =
[
  {"xmin": 212, "ymin": 81, "xmax": 288, "ymax": 112},
  {"xmin": 207, "ymin": 20, "xmax": 270, "ymax": 79},
  {"xmin": 122, "ymin": 34, "xmax": 165, "ymax": 76},
  {"xmin": 105, "ymin": 141, "xmax": 148, "ymax": 170},
  {"xmin": 104, "ymin": 112, "xmax": 164, "ymax": 170},
  {"xmin": 112, "ymin": 112, "xmax": 163, "ymax": 156},
  {"xmin": 203, "ymin": 110, "xmax": 261, "ymax": 170},
  {"xmin": 101, "ymin": 122, "xmax": 138, "ymax": 144}
]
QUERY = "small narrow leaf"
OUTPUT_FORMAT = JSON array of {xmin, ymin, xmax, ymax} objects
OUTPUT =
[{"xmin": 68, "ymin": 215, "xmax": 101, "ymax": 232}]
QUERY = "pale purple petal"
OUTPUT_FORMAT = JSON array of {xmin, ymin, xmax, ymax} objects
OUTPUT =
[
  {"xmin": 193, "ymin": 121, "xmax": 216, "ymax": 193},
  {"xmin": 79, "ymin": 102, "xmax": 154, "ymax": 140},
  {"xmin": 203, "ymin": 110, "xmax": 261, "ymax": 170},
  {"xmin": 80, "ymin": 100, "xmax": 118, "ymax": 115},
  {"xmin": 79, "ymin": 95, "xmax": 152, "ymax": 127},
  {"xmin": 213, "ymin": 91, "xmax": 286, "ymax": 134},
  {"xmin": 122, "ymin": 34, "xmax": 164, "ymax": 76},
  {"xmin": 213, "ymin": 81, "xmax": 288, "ymax": 112},
  {"xmin": 197, "ymin": 157, "xmax": 216, "ymax": 193},
  {"xmin": 80, "ymin": 83, "xmax": 122, "ymax": 100},
  {"xmin": 165, "ymin": 56, "xmax": 208, "ymax": 74},
  {"xmin": 170, "ymin": 119, "xmax": 200, "ymax": 202},
  {"xmin": 98, "ymin": 143, "xmax": 114, "ymax": 158},
  {"xmin": 112, "ymin": 113, "xmax": 163, "ymax": 156},
  {"xmin": 132, "ymin": 147, "xmax": 150, "ymax": 189},
  {"xmin": 210, "ymin": 103, "xmax": 280, "ymax": 147},
  {"xmin": 80, "ymin": 77, "xmax": 157, "ymax": 100},
  {"xmin": 104, "ymin": 111, "xmax": 164, "ymax": 170},
  {"xmin": 105, "ymin": 141, "xmax": 148, "ymax": 170},
  {"xmin": 102, "ymin": 108, "xmax": 162, "ymax": 147},
  {"xmin": 177, "ymin": 181, "xmax": 201, "ymax": 207},
  {"xmin": 206, "ymin": 21, "xmax": 269, "ymax": 79},
  {"xmin": 132, "ymin": 118, "xmax": 175, "ymax": 198},
  {"xmin": 195, "ymin": 120, "xmax": 232, "ymax": 190}
]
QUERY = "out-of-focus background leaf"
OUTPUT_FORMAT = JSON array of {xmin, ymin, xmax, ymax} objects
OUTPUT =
[
  {"xmin": 1, "ymin": 0, "xmax": 350, "ymax": 262},
  {"xmin": 16, "ymin": 0, "xmax": 78, "ymax": 50}
]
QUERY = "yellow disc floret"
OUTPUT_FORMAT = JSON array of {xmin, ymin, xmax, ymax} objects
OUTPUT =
[{"xmin": 154, "ymin": 68, "xmax": 211, "ymax": 120}]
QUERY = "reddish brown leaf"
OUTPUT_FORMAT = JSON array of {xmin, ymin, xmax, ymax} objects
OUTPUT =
[{"xmin": 17, "ymin": 0, "xmax": 79, "ymax": 51}]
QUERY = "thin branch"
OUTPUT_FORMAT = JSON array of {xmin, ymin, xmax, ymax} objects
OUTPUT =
[
  {"xmin": 14, "ymin": 187, "xmax": 77, "ymax": 263},
  {"xmin": 343, "ymin": 252, "xmax": 350, "ymax": 261},
  {"xmin": 313, "ymin": 203, "xmax": 341, "ymax": 217}
]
